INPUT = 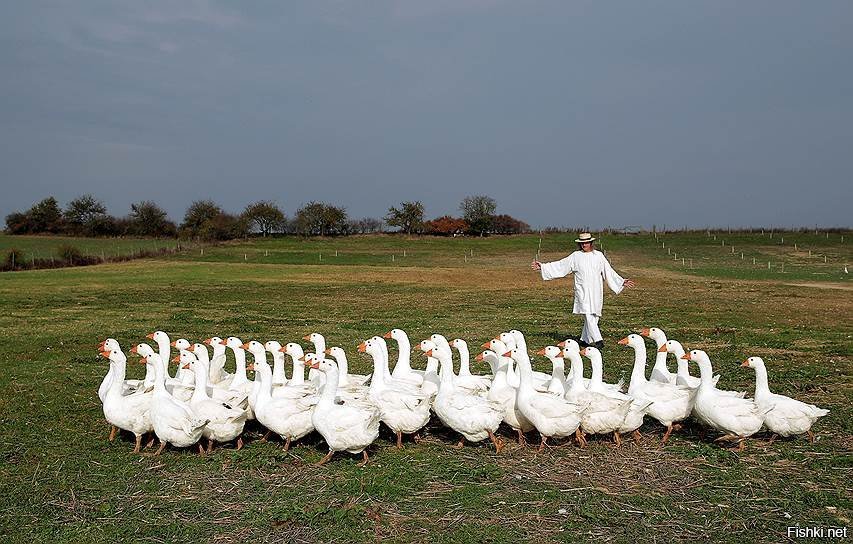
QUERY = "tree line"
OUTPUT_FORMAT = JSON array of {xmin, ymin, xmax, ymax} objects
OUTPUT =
[{"xmin": 4, "ymin": 194, "xmax": 530, "ymax": 240}]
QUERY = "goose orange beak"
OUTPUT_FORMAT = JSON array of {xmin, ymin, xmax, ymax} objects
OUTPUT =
[
  {"xmin": 740, "ymin": 359, "xmax": 750, "ymax": 367},
  {"xmin": 298, "ymin": 354, "xmax": 307, "ymax": 362},
  {"xmin": 324, "ymin": 348, "xmax": 333, "ymax": 355},
  {"xmin": 246, "ymin": 363, "xmax": 255, "ymax": 371},
  {"xmin": 617, "ymin": 337, "xmax": 628, "ymax": 345},
  {"xmin": 535, "ymin": 348, "xmax": 546, "ymax": 356},
  {"xmin": 357, "ymin": 342, "xmax": 367, "ymax": 353},
  {"xmin": 130, "ymin": 346, "xmax": 139, "ymax": 354},
  {"xmin": 383, "ymin": 331, "xmax": 392, "ymax": 339},
  {"xmin": 579, "ymin": 348, "xmax": 587, "ymax": 356},
  {"xmin": 278, "ymin": 346, "xmax": 287, "ymax": 352},
  {"xmin": 474, "ymin": 352, "xmax": 484, "ymax": 361},
  {"xmin": 169, "ymin": 341, "xmax": 177, "ymax": 347},
  {"xmin": 640, "ymin": 328, "xmax": 650, "ymax": 336},
  {"xmin": 424, "ymin": 349, "xmax": 433, "ymax": 357},
  {"xmin": 219, "ymin": 339, "xmax": 228, "ymax": 346},
  {"xmin": 302, "ymin": 335, "xmax": 312, "ymax": 341},
  {"xmin": 480, "ymin": 342, "xmax": 491, "ymax": 349},
  {"xmin": 241, "ymin": 343, "xmax": 251, "ymax": 350},
  {"xmin": 309, "ymin": 361, "xmax": 320, "ymax": 370},
  {"xmin": 146, "ymin": 333, "xmax": 155, "ymax": 340},
  {"xmin": 680, "ymin": 353, "xmax": 691, "ymax": 360},
  {"xmin": 171, "ymin": 356, "xmax": 180, "ymax": 363},
  {"xmin": 203, "ymin": 338, "xmax": 212, "ymax": 345},
  {"xmin": 658, "ymin": 345, "xmax": 668, "ymax": 353},
  {"xmin": 181, "ymin": 363, "xmax": 191, "ymax": 370},
  {"xmin": 502, "ymin": 351, "xmax": 512, "ymax": 357},
  {"xmin": 97, "ymin": 341, "xmax": 106, "ymax": 349},
  {"xmin": 99, "ymin": 351, "xmax": 111, "ymax": 359},
  {"xmin": 557, "ymin": 341, "xmax": 566, "ymax": 348}
]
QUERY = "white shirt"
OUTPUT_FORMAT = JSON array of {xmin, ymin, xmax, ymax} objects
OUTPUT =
[{"xmin": 540, "ymin": 250, "xmax": 625, "ymax": 316}]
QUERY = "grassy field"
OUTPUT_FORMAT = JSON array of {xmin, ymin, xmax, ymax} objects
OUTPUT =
[
  {"xmin": 0, "ymin": 233, "xmax": 850, "ymax": 542},
  {"xmin": 0, "ymin": 234, "xmax": 181, "ymax": 262}
]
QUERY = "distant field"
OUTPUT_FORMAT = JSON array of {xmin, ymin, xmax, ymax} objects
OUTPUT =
[
  {"xmin": 0, "ymin": 231, "xmax": 850, "ymax": 542},
  {"xmin": 164, "ymin": 230, "xmax": 852, "ymax": 282},
  {"xmin": 0, "ymin": 234, "xmax": 180, "ymax": 261}
]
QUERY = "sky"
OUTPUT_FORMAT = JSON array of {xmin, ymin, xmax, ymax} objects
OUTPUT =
[{"xmin": 1, "ymin": 1, "xmax": 851, "ymax": 229}]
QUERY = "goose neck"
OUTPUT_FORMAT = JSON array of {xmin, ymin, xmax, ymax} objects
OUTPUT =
[{"xmin": 753, "ymin": 362, "xmax": 771, "ymax": 398}]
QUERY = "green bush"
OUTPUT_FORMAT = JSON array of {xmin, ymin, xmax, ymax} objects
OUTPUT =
[{"xmin": 57, "ymin": 244, "xmax": 83, "ymax": 263}]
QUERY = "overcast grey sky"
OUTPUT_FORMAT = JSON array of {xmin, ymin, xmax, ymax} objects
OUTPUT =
[{"xmin": 1, "ymin": 1, "xmax": 851, "ymax": 229}]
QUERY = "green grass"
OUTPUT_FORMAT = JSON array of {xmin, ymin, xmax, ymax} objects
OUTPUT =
[
  {"xmin": 0, "ymin": 234, "xmax": 181, "ymax": 261},
  {"xmin": 0, "ymin": 234, "xmax": 850, "ymax": 542}
]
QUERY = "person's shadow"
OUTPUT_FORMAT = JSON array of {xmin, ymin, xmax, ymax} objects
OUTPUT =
[{"xmin": 543, "ymin": 330, "xmax": 584, "ymax": 345}]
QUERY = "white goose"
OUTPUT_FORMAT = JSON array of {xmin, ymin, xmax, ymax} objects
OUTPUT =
[
  {"xmin": 640, "ymin": 327, "xmax": 675, "ymax": 384},
  {"xmin": 99, "ymin": 349, "xmax": 153, "ymax": 452},
  {"xmin": 131, "ymin": 343, "xmax": 193, "ymax": 401},
  {"xmin": 179, "ymin": 350, "xmax": 247, "ymax": 452},
  {"xmin": 429, "ymin": 347, "xmax": 505, "ymax": 451},
  {"xmin": 506, "ymin": 347, "xmax": 581, "ymax": 451},
  {"xmin": 535, "ymin": 346, "xmax": 567, "ymax": 396},
  {"xmin": 264, "ymin": 340, "xmax": 288, "ymax": 386},
  {"xmin": 203, "ymin": 336, "xmax": 231, "ymax": 386},
  {"xmin": 187, "ymin": 343, "xmax": 250, "ymax": 408},
  {"xmin": 309, "ymin": 356, "xmax": 381, "ymax": 466},
  {"xmin": 146, "ymin": 353, "xmax": 208, "ymax": 455},
  {"xmin": 325, "ymin": 347, "xmax": 370, "ymax": 394},
  {"xmin": 303, "ymin": 332, "xmax": 328, "ymax": 385},
  {"xmin": 146, "ymin": 331, "xmax": 177, "ymax": 381},
  {"xmin": 170, "ymin": 338, "xmax": 194, "ymax": 385},
  {"xmin": 361, "ymin": 339, "xmax": 432, "ymax": 448},
  {"xmin": 683, "ymin": 350, "xmax": 765, "ymax": 450},
  {"xmin": 279, "ymin": 342, "xmax": 319, "ymax": 393},
  {"xmin": 384, "ymin": 328, "xmax": 424, "ymax": 385},
  {"xmin": 250, "ymin": 356, "xmax": 317, "ymax": 451},
  {"xmin": 97, "ymin": 338, "xmax": 144, "ymax": 402},
  {"xmin": 497, "ymin": 332, "xmax": 552, "ymax": 387},
  {"xmin": 659, "ymin": 341, "xmax": 737, "ymax": 394},
  {"xmin": 478, "ymin": 349, "xmax": 535, "ymax": 445},
  {"xmin": 620, "ymin": 334, "xmax": 696, "ymax": 445},
  {"xmin": 578, "ymin": 347, "xmax": 624, "ymax": 393},
  {"xmin": 741, "ymin": 356, "xmax": 829, "ymax": 442}
]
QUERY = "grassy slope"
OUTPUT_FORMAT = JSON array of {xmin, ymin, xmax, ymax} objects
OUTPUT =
[
  {"xmin": 0, "ymin": 234, "xmax": 180, "ymax": 260},
  {"xmin": 0, "ymin": 234, "xmax": 850, "ymax": 543}
]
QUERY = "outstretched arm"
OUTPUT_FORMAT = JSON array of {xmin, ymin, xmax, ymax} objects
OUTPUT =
[
  {"xmin": 535, "ymin": 255, "xmax": 575, "ymax": 280},
  {"xmin": 602, "ymin": 255, "xmax": 634, "ymax": 292}
]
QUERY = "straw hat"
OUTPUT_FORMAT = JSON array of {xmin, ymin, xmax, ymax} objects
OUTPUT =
[{"xmin": 575, "ymin": 232, "xmax": 596, "ymax": 243}]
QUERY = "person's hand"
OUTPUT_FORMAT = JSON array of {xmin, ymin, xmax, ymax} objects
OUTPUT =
[
  {"xmin": 623, "ymin": 279, "xmax": 635, "ymax": 288},
  {"xmin": 531, "ymin": 260, "xmax": 542, "ymax": 271}
]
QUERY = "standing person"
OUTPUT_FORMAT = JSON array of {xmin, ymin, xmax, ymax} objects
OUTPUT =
[{"xmin": 531, "ymin": 232, "xmax": 635, "ymax": 348}]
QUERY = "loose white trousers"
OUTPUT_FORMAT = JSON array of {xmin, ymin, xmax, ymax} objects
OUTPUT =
[{"xmin": 580, "ymin": 314, "xmax": 602, "ymax": 344}]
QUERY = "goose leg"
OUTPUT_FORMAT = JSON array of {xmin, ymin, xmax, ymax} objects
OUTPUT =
[
  {"xmin": 207, "ymin": 439, "xmax": 214, "ymax": 453},
  {"xmin": 283, "ymin": 437, "xmax": 291, "ymax": 451},
  {"xmin": 735, "ymin": 439, "xmax": 746, "ymax": 453},
  {"xmin": 537, "ymin": 435, "xmax": 549, "ymax": 453},
  {"xmin": 488, "ymin": 430, "xmax": 504, "ymax": 453},
  {"xmin": 396, "ymin": 431, "xmax": 403, "ymax": 450},
  {"xmin": 236, "ymin": 436, "xmax": 244, "ymax": 450},
  {"xmin": 632, "ymin": 430, "xmax": 642, "ymax": 445},
  {"xmin": 316, "ymin": 450, "xmax": 334, "ymax": 466},
  {"xmin": 133, "ymin": 434, "xmax": 142, "ymax": 453},
  {"xmin": 357, "ymin": 451, "xmax": 369, "ymax": 467},
  {"xmin": 767, "ymin": 433, "xmax": 778, "ymax": 445},
  {"xmin": 807, "ymin": 431, "xmax": 815, "ymax": 443},
  {"xmin": 259, "ymin": 430, "xmax": 272, "ymax": 443},
  {"xmin": 154, "ymin": 441, "xmax": 167, "ymax": 456},
  {"xmin": 661, "ymin": 424, "xmax": 676, "ymax": 445},
  {"xmin": 413, "ymin": 433, "xmax": 422, "ymax": 444},
  {"xmin": 198, "ymin": 443, "xmax": 206, "ymax": 455},
  {"xmin": 145, "ymin": 434, "xmax": 156, "ymax": 449},
  {"xmin": 613, "ymin": 432, "xmax": 622, "ymax": 447},
  {"xmin": 453, "ymin": 438, "xmax": 465, "ymax": 449},
  {"xmin": 516, "ymin": 429, "xmax": 527, "ymax": 446},
  {"xmin": 575, "ymin": 429, "xmax": 587, "ymax": 448},
  {"xmin": 108, "ymin": 425, "xmax": 118, "ymax": 442}
]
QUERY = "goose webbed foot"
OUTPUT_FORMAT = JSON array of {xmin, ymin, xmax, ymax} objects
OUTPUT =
[
  {"xmin": 259, "ymin": 430, "xmax": 272, "ymax": 443},
  {"xmin": 207, "ymin": 439, "xmax": 215, "ymax": 453},
  {"xmin": 198, "ymin": 443, "xmax": 206, "ymax": 456},
  {"xmin": 807, "ymin": 431, "xmax": 815, "ymax": 443},
  {"xmin": 396, "ymin": 431, "xmax": 403, "ymax": 450},
  {"xmin": 236, "ymin": 436, "xmax": 244, "ymax": 450},
  {"xmin": 453, "ymin": 438, "xmax": 465, "ymax": 449},
  {"xmin": 613, "ymin": 432, "xmax": 622, "ymax": 447},
  {"xmin": 632, "ymin": 430, "xmax": 642, "ymax": 445},
  {"xmin": 154, "ymin": 441, "xmax": 167, "ymax": 456},
  {"xmin": 516, "ymin": 429, "xmax": 527, "ymax": 446},
  {"xmin": 488, "ymin": 430, "xmax": 504, "ymax": 453}
]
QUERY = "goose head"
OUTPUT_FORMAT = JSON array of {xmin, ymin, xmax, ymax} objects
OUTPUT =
[
  {"xmin": 417, "ymin": 339, "xmax": 436, "ymax": 353},
  {"xmin": 450, "ymin": 338, "xmax": 467, "ymax": 350},
  {"xmin": 146, "ymin": 331, "xmax": 170, "ymax": 345},
  {"xmin": 681, "ymin": 349, "xmax": 710, "ymax": 365},
  {"xmin": 99, "ymin": 349, "xmax": 125, "ymax": 364},
  {"xmin": 558, "ymin": 339, "xmax": 581, "ymax": 353},
  {"xmin": 537, "ymin": 345, "xmax": 563, "ymax": 359},
  {"xmin": 130, "ymin": 343, "xmax": 156, "ymax": 358},
  {"xmin": 280, "ymin": 342, "xmax": 304, "ymax": 358},
  {"xmin": 325, "ymin": 346, "xmax": 346, "ymax": 361},
  {"xmin": 659, "ymin": 339, "xmax": 685, "ymax": 354},
  {"xmin": 203, "ymin": 336, "xmax": 223, "ymax": 347},
  {"xmin": 617, "ymin": 334, "xmax": 645, "ymax": 350},
  {"xmin": 172, "ymin": 349, "xmax": 196, "ymax": 367},
  {"xmin": 639, "ymin": 327, "xmax": 667, "ymax": 346},
  {"xmin": 509, "ymin": 330, "xmax": 527, "ymax": 351},
  {"xmin": 303, "ymin": 332, "xmax": 325, "ymax": 347},
  {"xmin": 223, "ymin": 337, "xmax": 245, "ymax": 351},
  {"xmin": 242, "ymin": 340, "xmax": 266, "ymax": 357},
  {"xmin": 170, "ymin": 338, "xmax": 191, "ymax": 350},
  {"xmin": 579, "ymin": 346, "xmax": 602, "ymax": 361},
  {"xmin": 741, "ymin": 356, "xmax": 765, "ymax": 369},
  {"xmin": 307, "ymin": 354, "xmax": 337, "ymax": 374},
  {"xmin": 384, "ymin": 328, "xmax": 408, "ymax": 343},
  {"xmin": 190, "ymin": 343, "xmax": 209, "ymax": 360},
  {"xmin": 481, "ymin": 338, "xmax": 508, "ymax": 355},
  {"xmin": 98, "ymin": 338, "xmax": 121, "ymax": 352},
  {"xmin": 497, "ymin": 332, "xmax": 517, "ymax": 350},
  {"xmin": 264, "ymin": 340, "xmax": 283, "ymax": 354}
]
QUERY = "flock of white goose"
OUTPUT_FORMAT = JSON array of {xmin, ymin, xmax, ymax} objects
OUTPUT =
[{"xmin": 98, "ymin": 327, "xmax": 829, "ymax": 465}]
